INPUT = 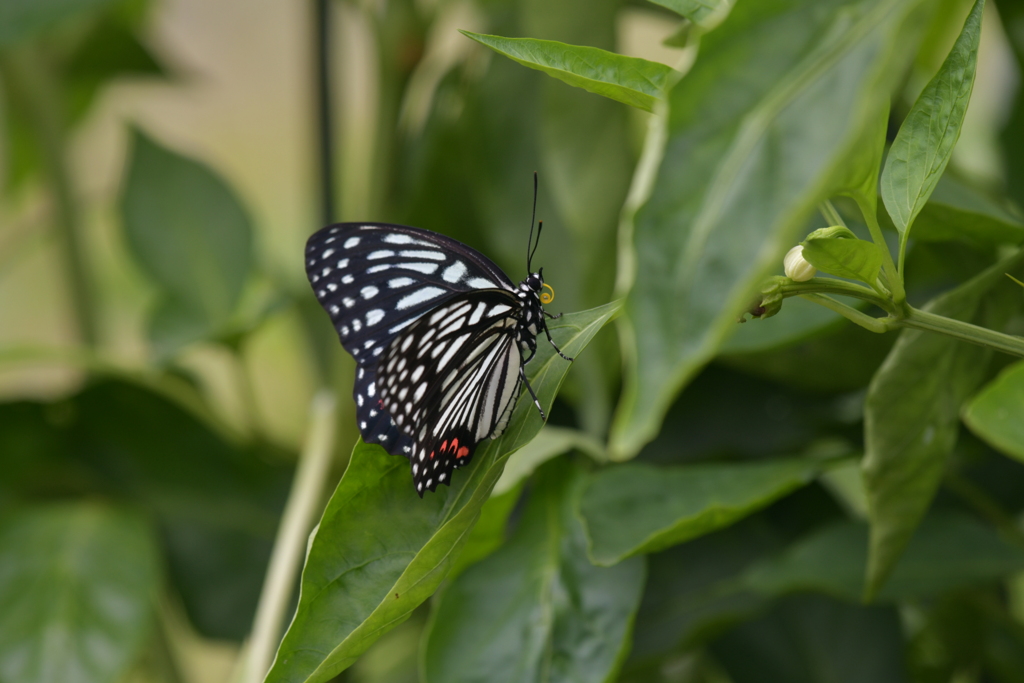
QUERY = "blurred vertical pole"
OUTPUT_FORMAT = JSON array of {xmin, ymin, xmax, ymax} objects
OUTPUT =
[{"xmin": 315, "ymin": 0, "xmax": 336, "ymax": 226}]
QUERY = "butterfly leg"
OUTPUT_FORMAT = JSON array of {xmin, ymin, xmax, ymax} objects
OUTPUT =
[
  {"xmin": 544, "ymin": 310, "xmax": 563, "ymax": 320},
  {"xmin": 519, "ymin": 364, "xmax": 546, "ymax": 420},
  {"xmin": 542, "ymin": 320, "xmax": 574, "ymax": 362}
]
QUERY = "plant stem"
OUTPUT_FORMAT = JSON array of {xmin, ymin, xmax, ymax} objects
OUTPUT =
[
  {"xmin": 901, "ymin": 307, "xmax": 1024, "ymax": 357},
  {"xmin": 818, "ymin": 200, "xmax": 847, "ymax": 228},
  {"xmin": 779, "ymin": 277, "xmax": 891, "ymax": 310},
  {"xmin": 243, "ymin": 391, "xmax": 337, "ymax": 683},
  {"xmin": 1, "ymin": 48, "xmax": 97, "ymax": 347},
  {"xmin": 799, "ymin": 293, "xmax": 891, "ymax": 333},
  {"xmin": 853, "ymin": 193, "xmax": 907, "ymax": 308}
]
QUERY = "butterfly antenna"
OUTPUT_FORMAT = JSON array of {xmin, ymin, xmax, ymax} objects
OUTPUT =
[
  {"xmin": 530, "ymin": 221, "xmax": 543, "ymax": 269},
  {"xmin": 527, "ymin": 171, "xmax": 538, "ymax": 271}
]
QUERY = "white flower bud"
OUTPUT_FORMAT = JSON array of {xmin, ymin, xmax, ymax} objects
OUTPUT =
[{"xmin": 784, "ymin": 245, "xmax": 816, "ymax": 282}]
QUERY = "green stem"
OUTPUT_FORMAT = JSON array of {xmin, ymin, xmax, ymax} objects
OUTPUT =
[
  {"xmin": 901, "ymin": 307, "xmax": 1024, "ymax": 357},
  {"xmin": 242, "ymin": 392, "xmax": 337, "ymax": 683},
  {"xmin": 779, "ymin": 277, "xmax": 891, "ymax": 311},
  {"xmin": 799, "ymin": 293, "xmax": 891, "ymax": 333},
  {"xmin": 853, "ymin": 193, "xmax": 907, "ymax": 309},
  {"xmin": 818, "ymin": 199, "xmax": 847, "ymax": 228},
  {"xmin": 1, "ymin": 48, "xmax": 97, "ymax": 347}
]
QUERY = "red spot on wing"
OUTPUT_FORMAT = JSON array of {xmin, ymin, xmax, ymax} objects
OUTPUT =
[
  {"xmin": 430, "ymin": 451, "xmax": 435, "ymax": 460},
  {"xmin": 456, "ymin": 447, "xmax": 469, "ymax": 459},
  {"xmin": 441, "ymin": 440, "xmax": 448, "ymax": 452}
]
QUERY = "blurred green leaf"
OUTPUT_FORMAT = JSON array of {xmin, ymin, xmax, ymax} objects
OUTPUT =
[
  {"xmin": 579, "ymin": 458, "xmax": 821, "ymax": 566},
  {"xmin": 0, "ymin": 0, "xmax": 117, "ymax": 47},
  {"xmin": 265, "ymin": 302, "xmax": 619, "ymax": 683},
  {"xmin": 907, "ymin": 175, "xmax": 1024, "ymax": 248},
  {"xmin": 647, "ymin": 0, "xmax": 735, "ymax": 29},
  {"xmin": 862, "ymin": 256, "xmax": 1021, "ymax": 600},
  {"xmin": 801, "ymin": 238, "xmax": 885, "ymax": 286},
  {"xmin": 721, "ymin": 287, "xmax": 848, "ymax": 355},
  {"xmin": 880, "ymin": 0, "xmax": 983, "ymax": 258},
  {"xmin": 743, "ymin": 513, "xmax": 1024, "ymax": 601},
  {"xmin": 0, "ymin": 503, "xmax": 160, "ymax": 683},
  {"xmin": 833, "ymin": 101, "xmax": 890, "ymax": 212},
  {"xmin": 69, "ymin": 379, "xmax": 290, "ymax": 640},
  {"xmin": 422, "ymin": 459, "xmax": 645, "ymax": 683},
  {"xmin": 459, "ymin": 31, "xmax": 675, "ymax": 113},
  {"xmin": 611, "ymin": 0, "xmax": 928, "ymax": 459},
  {"xmin": 964, "ymin": 360, "xmax": 1024, "ymax": 461},
  {"xmin": 120, "ymin": 129, "xmax": 253, "ymax": 350},
  {"xmin": 711, "ymin": 593, "xmax": 906, "ymax": 683}
]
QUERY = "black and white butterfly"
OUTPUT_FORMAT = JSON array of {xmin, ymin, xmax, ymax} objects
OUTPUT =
[{"xmin": 304, "ymin": 188, "xmax": 572, "ymax": 496}]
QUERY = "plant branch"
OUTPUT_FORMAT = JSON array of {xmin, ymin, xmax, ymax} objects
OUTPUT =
[
  {"xmin": 243, "ymin": 391, "xmax": 337, "ymax": 683},
  {"xmin": 900, "ymin": 307, "xmax": 1024, "ymax": 357},
  {"xmin": 818, "ymin": 200, "xmax": 847, "ymax": 228},
  {"xmin": 799, "ymin": 293, "xmax": 891, "ymax": 333},
  {"xmin": 853, "ymin": 193, "xmax": 906, "ymax": 308},
  {"xmin": 1, "ymin": 48, "xmax": 97, "ymax": 347},
  {"xmin": 777, "ymin": 277, "xmax": 892, "ymax": 311}
]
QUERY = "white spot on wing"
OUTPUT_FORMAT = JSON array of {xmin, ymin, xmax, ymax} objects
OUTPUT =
[
  {"xmin": 384, "ymin": 234, "xmax": 414, "ymax": 244},
  {"xmin": 388, "ymin": 318, "xmax": 416, "ymax": 334},
  {"xmin": 400, "ymin": 250, "xmax": 445, "ymax": 261},
  {"xmin": 467, "ymin": 277, "xmax": 495, "ymax": 288},
  {"xmin": 469, "ymin": 302, "xmax": 488, "ymax": 326},
  {"xmin": 322, "ymin": 248, "xmax": 335, "ymax": 258},
  {"xmin": 368, "ymin": 250, "xmax": 395, "ymax": 260},
  {"xmin": 396, "ymin": 262, "xmax": 439, "ymax": 275},
  {"xmin": 388, "ymin": 277, "xmax": 414, "ymax": 289},
  {"xmin": 488, "ymin": 304, "xmax": 512, "ymax": 316},
  {"xmin": 397, "ymin": 287, "xmax": 446, "ymax": 310},
  {"xmin": 442, "ymin": 261, "xmax": 467, "ymax": 283},
  {"xmin": 366, "ymin": 309, "xmax": 385, "ymax": 326},
  {"xmin": 344, "ymin": 237, "xmax": 360, "ymax": 248},
  {"xmin": 361, "ymin": 286, "xmax": 379, "ymax": 299}
]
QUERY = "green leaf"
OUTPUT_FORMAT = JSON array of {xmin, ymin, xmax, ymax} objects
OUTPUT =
[
  {"xmin": 742, "ymin": 513, "xmax": 1024, "ymax": 602},
  {"xmin": 801, "ymin": 238, "xmax": 885, "ymax": 285},
  {"xmin": 119, "ymin": 129, "xmax": 253, "ymax": 344},
  {"xmin": 611, "ymin": 0, "xmax": 929, "ymax": 459},
  {"xmin": 862, "ymin": 258, "xmax": 1014, "ymax": 600},
  {"xmin": 493, "ymin": 425, "xmax": 605, "ymax": 496},
  {"xmin": 964, "ymin": 360, "xmax": 1024, "ymax": 461},
  {"xmin": 0, "ymin": 0, "xmax": 117, "ymax": 47},
  {"xmin": 459, "ymin": 31, "xmax": 675, "ymax": 113},
  {"xmin": 903, "ymin": 174, "xmax": 1024, "ymax": 248},
  {"xmin": 422, "ymin": 459, "xmax": 645, "ymax": 683},
  {"xmin": 711, "ymin": 594, "xmax": 905, "ymax": 683},
  {"xmin": 833, "ymin": 100, "xmax": 890, "ymax": 212},
  {"xmin": 647, "ymin": 0, "xmax": 735, "ymax": 30},
  {"xmin": 0, "ymin": 503, "xmax": 160, "ymax": 683},
  {"xmin": 880, "ymin": 0, "xmax": 984, "ymax": 260},
  {"xmin": 579, "ymin": 458, "xmax": 820, "ymax": 566},
  {"xmin": 265, "ymin": 302, "xmax": 620, "ymax": 683}
]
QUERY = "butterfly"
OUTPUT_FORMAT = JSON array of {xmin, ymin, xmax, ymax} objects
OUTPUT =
[{"xmin": 304, "ymin": 180, "xmax": 572, "ymax": 496}]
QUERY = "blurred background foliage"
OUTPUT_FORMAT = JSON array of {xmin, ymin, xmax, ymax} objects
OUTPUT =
[{"xmin": 1, "ymin": 0, "xmax": 1024, "ymax": 682}]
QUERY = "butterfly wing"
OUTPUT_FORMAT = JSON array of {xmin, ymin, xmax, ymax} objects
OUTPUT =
[
  {"xmin": 305, "ymin": 223, "xmax": 521, "ymax": 461},
  {"xmin": 376, "ymin": 290, "xmax": 524, "ymax": 495}
]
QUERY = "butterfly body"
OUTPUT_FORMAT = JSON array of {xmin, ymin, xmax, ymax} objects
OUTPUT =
[{"xmin": 305, "ymin": 222, "xmax": 567, "ymax": 496}]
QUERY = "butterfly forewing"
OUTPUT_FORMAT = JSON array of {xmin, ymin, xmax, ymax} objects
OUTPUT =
[
  {"xmin": 376, "ymin": 290, "xmax": 524, "ymax": 495},
  {"xmin": 305, "ymin": 223, "xmax": 516, "ymax": 364}
]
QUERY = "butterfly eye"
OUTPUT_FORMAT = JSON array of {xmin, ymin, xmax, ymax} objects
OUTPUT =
[{"xmin": 540, "ymin": 283, "xmax": 555, "ymax": 305}]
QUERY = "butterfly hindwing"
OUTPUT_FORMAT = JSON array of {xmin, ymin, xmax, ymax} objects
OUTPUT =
[{"xmin": 375, "ymin": 290, "xmax": 524, "ymax": 495}]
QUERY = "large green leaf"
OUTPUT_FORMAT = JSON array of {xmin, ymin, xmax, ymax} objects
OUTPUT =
[
  {"xmin": 422, "ymin": 459, "xmax": 645, "ymax": 683},
  {"xmin": 711, "ymin": 594, "xmax": 905, "ymax": 683},
  {"xmin": 119, "ymin": 129, "xmax": 253, "ymax": 350},
  {"xmin": 880, "ymin": 0, "xmax": 984, "ymax": 261},
  {"xmin": 861, "ymin": 256, "xmax": 1022, "ymax": 599},
  {"xmin": 579, "ymin": 458, "xmax": 821, "ymax": 566},
  {"xmin": 0, "ymin": 0, "xmax": 117, "ymax": 47},
  {"xmin": 0, "ymin": 503, "xmax": 160, "ymax": 683},
  {"xmin": 964, "ymin": 360, "xmax": 1024, "ymax": 461},
  {"xmin": 610, "ymin": 0, "xmax": 928, "ymax": 459},
  {"xmin": 460, "ymin": 32, "xmax": 675, "ymax": 113},
  {"xmin": 742, "ymin": 513, "xmax": 1024, "ymax": 601},
  {"xmin": 265, "ymin": 302, "xmax": 620, "ymax": 683}
]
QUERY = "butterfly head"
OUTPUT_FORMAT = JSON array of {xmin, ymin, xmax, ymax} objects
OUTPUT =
[{"xmin": 525, "ymin": 269, "xmax": 555, "ymax": 305}]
